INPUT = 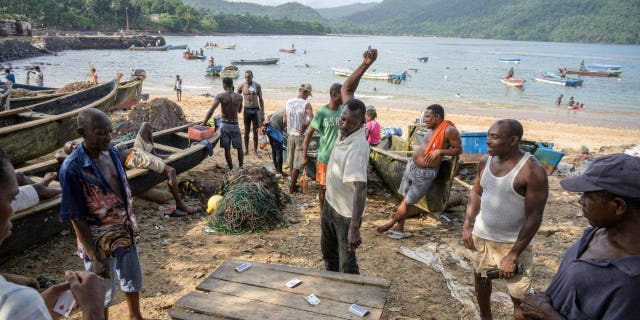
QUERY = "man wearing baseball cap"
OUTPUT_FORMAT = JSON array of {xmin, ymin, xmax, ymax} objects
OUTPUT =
[
  {"xmin": 283, "ymin": 83, "xmax": 313, "ymax": 193},
  {"xmin": 522, "ymin": 153, "xmax": 640, "ymax": 319}
]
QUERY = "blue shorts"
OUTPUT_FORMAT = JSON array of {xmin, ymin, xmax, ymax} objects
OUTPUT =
[
  {"xmin": 219, "ymin": 121, "xmax": 242, "ymax": 149},
  {"xmin": 398, "ymin": 160, "xmax": 439, "ymax": 205},
  {"xmin": 83, "ymin": 245, "xmax": 143, "ymax": 307}
]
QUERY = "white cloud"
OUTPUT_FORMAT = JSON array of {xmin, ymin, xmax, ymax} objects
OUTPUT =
[{"xmin": 226, "ymin": 0, "xmax": 382, "ymax": 9}]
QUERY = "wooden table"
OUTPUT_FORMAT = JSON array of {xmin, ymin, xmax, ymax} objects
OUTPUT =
[{"xmin": 169, "ymin": 259, "xmax": 391, "ymax": 319}]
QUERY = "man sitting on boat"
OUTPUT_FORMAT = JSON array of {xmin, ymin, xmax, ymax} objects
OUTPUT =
[
  {"xmin": 506, "ymin": 67, "xmax": 515, "ymax": 79},
  {"xmin": 376, "ymin": 104, "xmax": 462, "ymax": 239}
]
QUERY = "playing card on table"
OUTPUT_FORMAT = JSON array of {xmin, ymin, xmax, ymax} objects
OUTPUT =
[{"xmin": 53, "ymin": 290, "xmax": 76, "ymax": 318}]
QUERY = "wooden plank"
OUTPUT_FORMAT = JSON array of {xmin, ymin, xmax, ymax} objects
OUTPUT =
[
  {"xmin": 17, "ymin": 111, "xmax": 55, "ymax": 119},
  {"xmin": 201, "ymin": 260, "xmax": 388, "ymax": 309},
  {"xmin": 168, "ymin": 309, "xmax": 229, "ymax": 320},
  {"xmin": 153, "ymin": 143, "xmax": 182, "ymax": 154},
  {"xmin": 173, "ymin": 291, "xmax": 331, "ymax": 320},
  {"xmin": 224, "ymin": 259, "xmax": 391, "ymax": 288},
  {"xmin": 198, "ymin": 278, "xmax": 382, "ymax": 320},
  {"xmin": 174, "ymin": 131, "xmax": 190, "ymax": 139}
]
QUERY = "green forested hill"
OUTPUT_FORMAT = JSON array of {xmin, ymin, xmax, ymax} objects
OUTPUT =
[
  {"xmin": 336, "ymin": 0, "xmax": 640, "ymax": 44},
  {"xmin": 182, "ymin": 0, "xmax": 327, "ymax": 23},
  {"xmin": 316, "ymin": 2, "xmax": 379, "ymax": 19}
]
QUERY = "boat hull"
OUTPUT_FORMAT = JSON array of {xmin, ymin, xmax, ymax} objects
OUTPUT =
[
  {"xmin": 533, "ymin": 72, "xmax": 583, "ymax": 87},
  {"xmin": 563, "ymin": 68, "xmax": 622, "ymax": 77},
  {"xmin": 114, "ymin": 78, "xmax": 144, "ymax": 107},
  {"xmin": 498, "ymin": 58, "xmax": 521, "ymax": 64},
  {"xmin": 0, "ymin": 125, "xmax": 219, "ymax": 261},
  {"xmin": 332, "ymin": 67, "xmax": 393, "ymax": 80},
  {"xmin": 167, "ymin": 44, "xmax": 187, "ymax": 50},
  {"xmin": 230, "ymin": 58, "xmax": 279, "ymax": 65},
  {"xmin": 129, "ymin": 45, "xmax": 168, "ymax": 51},
  {"xmin": 501, "ymin": 78, "xmax": 526, "ymax": 88},
  {"xmin": 0, "ymin": 79, "xmax": 119, "ymax": 165},
  {"xmin": 279, "ymin": 49, "xmax": 296, "ymax": 53}
]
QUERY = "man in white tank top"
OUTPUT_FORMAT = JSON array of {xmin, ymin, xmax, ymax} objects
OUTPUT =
[
  {"xmin": 462, "ymin": 119, "xmax": 548, "ymax": 320},
  {"xmin": 283, "ymin": 83, "xmax": 313, "ymax": 194}
]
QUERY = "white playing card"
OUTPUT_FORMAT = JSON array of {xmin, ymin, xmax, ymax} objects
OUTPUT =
[{"xmin": 53, "ymin": 290, "xmax": 76, "ymax": 318}]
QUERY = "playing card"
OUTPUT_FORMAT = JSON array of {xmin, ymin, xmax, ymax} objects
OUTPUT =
[
  {"xmin": 53, "ymin": 290, "xmax": 76, "ymax": 318},
  {"xmin": 305, "ymin": 293, "xmax": 320, "ymax": 305},
  {"xmin": 285, "ymin": 278, "xmax": 302, "ymax": 288}
]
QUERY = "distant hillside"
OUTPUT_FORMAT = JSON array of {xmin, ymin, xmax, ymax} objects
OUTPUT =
[
  {"xmin": 183, "ymin": 0, "xmax": 327, "ymax": 23},
  {"xmin": 316, "ymin": 2, "xmax": 379, "ymax": 19},
  {"xmin": 336, "ymin": 0, "xmax": 640, "ymax": 44}
]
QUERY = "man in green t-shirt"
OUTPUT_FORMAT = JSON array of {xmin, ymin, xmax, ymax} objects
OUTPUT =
[{"xmin": 301, "ymin": 83, "xmax": 343, "ymax": 211}]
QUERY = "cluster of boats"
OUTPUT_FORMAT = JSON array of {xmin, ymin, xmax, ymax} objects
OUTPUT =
[{"xmin": 0, "ymin": 73, "xmax": 220, "ymax": 260}]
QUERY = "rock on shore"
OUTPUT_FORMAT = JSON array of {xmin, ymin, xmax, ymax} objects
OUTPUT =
[{"xmin": 0, "ymin": 34, "xmax": 165, "ymax": 62}]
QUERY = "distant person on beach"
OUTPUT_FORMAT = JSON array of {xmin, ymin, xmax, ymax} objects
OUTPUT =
[
  {"xmin": 567, "ymin": 96, "xmax": 575, "ymax": 107},
  {"xmin": 376, "ymin": 104, "xmax": 462, "ymax": 238},
  {"xmin": 26, "ymin": 66, "xmax": 44, "ymax": 87},
  {"xmin": 521, "ymin": 154, "xmax": 640, "ymax": 319},
  {"xmin": 555, "ymin": 94, "xmax": 563, "ymax": 106},
  {"xmin": 322, "ymin": 48, "xmax": 377, "ymax": 274},
  {"xmin": 0, "ymin": 148, "xmax": 107, "ymax": 320},
  {"xmin": 506, "ymin": 67, "xmax": 514, "ymax": 79},
  {"xmin": 90, "ymin": 68, "xmax": 98, "ymax": 85},
  {"xmin": 284, "ymin": 83, "xmax": 313, "ymax": 194},
  {"xmin": 462, "ymin": 119, "xmax": 548, "ymax": 320},
  {"xmin": 59, "ymin": 109, "xmax": 145, "ymax": 320},
  {"xmin": 3, "ymin": 68, "xmax": 15, "ymax": 84},
  {"xmin": 237, "ymin": 70, "xmax": 265, "ymax": 157},
  {"xmin": 263, "ymin": 106, "xmax": 286, "ymax": 176},
  {"xmin": 203, "ymin": 77, "xmax": 244, "ymax": 170},
  {"xmin": 301, "ymin": 82, "xmax": 344, "ymax": 211},
  {"xmin": 174, "ymin": 75, "xmax": 182, "ymax": 101},
  {"xmin": 365, "ymin": 107, "xmax": 381, "ymax": 146}
]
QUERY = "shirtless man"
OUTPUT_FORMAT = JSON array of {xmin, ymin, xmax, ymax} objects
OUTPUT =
[
  {"xmin": 204, "ymin": 77, "xmax": 244, "ymax": 169},
  {"xmin": 462, "ymin": 119, "xmax": 548, "ymax": 320},
  {"xmin": 237, "ymin": 70, "xmax": 264, "ymax": 157},
  {"xmin": 376, "ymin": 104, "xmax": 462, "ymax": 237}
]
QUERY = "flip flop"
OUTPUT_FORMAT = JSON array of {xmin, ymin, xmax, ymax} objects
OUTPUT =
[
  {"xmin": 169, "ymin": 209, "xmax": 188, "ymax": 217},
  {"xmin": 386, "ymin": 230, "xmax": 413, "ymax": 239}
]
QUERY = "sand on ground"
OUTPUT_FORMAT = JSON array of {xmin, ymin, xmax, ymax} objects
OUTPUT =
[{"xmin": 2, "ymin": 92, "xmax": 638, "ymax": 320}]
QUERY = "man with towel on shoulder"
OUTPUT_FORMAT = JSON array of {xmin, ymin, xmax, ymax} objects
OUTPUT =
[{"xmin": 376, "ymin": 104, "xmax": 462, "ymax": 238}]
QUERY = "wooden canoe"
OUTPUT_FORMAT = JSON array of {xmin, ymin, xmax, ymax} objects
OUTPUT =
[
  {"xmin": 8, "ymin": 90, "xmax": 68, "ymax": 109},
  {"xmin": 332, "ymin": 67, "xmax": 394, "ymax": 80},
  {"xmin": 230, "ymin": 58, "xmax": 279, "ymax": 65},
  {"xmin": 129, "ymin": 45, "xmax": 168, "ymax": 51},
  {"xmin": 219, "ymin": 66, "xmax": 240, "ymax": 79},
  {"xmin": 0, "ymin": 81, "xmax": 56, "ymax": 91},
  {"xmin": 561, "ymin": 68, "xmax": 622, "ymax": 77},
  {"xmin": 0, "ymin": 77, "xmax": 120, "ymax": 165},
  {"xmin": 0, "ymin": 124, "xmax": 219, "ymax": 261},
  {"xmin": 279, "ymin": 48, "xmax": 296, "ymax": 54},
  {"xmin": 533, "ymin": 72, "xmax": 583, "ymax": 87},
  {"xmin": 114, "ymin": 78, "xmax": 144, "ymax": 107},
  {"xmin": 369, "ymin": 135, "xmax": 460, "ymax": 213},
  {"xmin": 500, "ymin": 77, "xmax": 526, "ymax": 88}
]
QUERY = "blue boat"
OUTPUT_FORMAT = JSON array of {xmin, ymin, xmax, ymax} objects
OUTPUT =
[
  {"xmin": 533, "ymin": 72, "xmax": 583, "ymax": 87},
  {"xmin": 206, "ymin": 64, "xmax": 223, "ymax": 76},
  {"xmin": 586, "ymin": 63, "xmax": 622, "ymax": 70},
  {"xmin": 0, "ymin": 81, "xmax": 55, "ymax": 91},
  {"xmin": 498, "ymin": 57, "xmax": 521, "ymax": 64},
  {"xmin": 167, "ymin": 44, "xmax": 188, "ymax": 50}
]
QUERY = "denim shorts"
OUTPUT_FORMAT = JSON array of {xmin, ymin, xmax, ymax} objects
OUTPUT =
[
  {"xmin": 398, "ymin": 159, "xmax": 439, "ymax": 205},
  {"xmin": 83, "ymin": 245, "xmax": 143, "ymax": 307}
]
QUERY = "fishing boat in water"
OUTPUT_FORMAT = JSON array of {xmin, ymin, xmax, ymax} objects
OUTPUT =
[
  {"xmin": 0, "ymin": 124, "xmax": 219, "ymax": 261},
  {"xmin": 0, "ymin": 76, "xmax": 120, "ymax": 165},
  {"xmin": 206, "ymin": 64, "xmax": 223, "ymax": 76},
  {"xmin": 167, "ymin": 44, "xmax": 188, "ymax": 50},
  {"xmin": 183, "ymin": 52, "xmax": 206, "ymax": 60},
  {"xmin": 332, "ymin": 67, "xmax": 407, "ymax": 83},
  {"xmin": 219, "ymin": 65, "xmax": 240, "ymax": 79},
  {"xmin": 500, "ymin": 77, "xmax": 526, "ymax": 88},
  {"xmin": 230, "ymin": 58, "xmax": 279, "ymax": 65},
  {"xmin": 586, "ymin": 63, "xmax": 622, "ymax": 71},
  {"xmin": 559, "ymin": 67, "xmax": 622, "ymax": 77},
  {"xmin": 533, "ymin": 72, "xmax": 583, "ymax": 87},
  {"xmin": 498, "ymin": 57, "xmax": 521, "ymax": 64},
  {"xmin": 128, "ymin": 45, "xmax": 168, "ymax": 51},
  {"xmin": 279, "ymin": 48, "xmax": 296, "ymax": 54}
]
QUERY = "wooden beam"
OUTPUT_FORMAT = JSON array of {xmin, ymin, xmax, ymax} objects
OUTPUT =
[{"xmin": 153, "ymin": 143, "xmax": 182, "ymax": 154}]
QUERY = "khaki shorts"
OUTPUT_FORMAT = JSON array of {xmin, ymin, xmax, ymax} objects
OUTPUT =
[
  {"xmin": 471, "ymin": 235, "xmax": 533, "ymax": 299},
  {"xmin": 287, "ymin": 135, "xmax": 304, "ymax": 170},
  {"xmin": 125, "ymin": 149, "xmax": 166, "ymax": 174}
]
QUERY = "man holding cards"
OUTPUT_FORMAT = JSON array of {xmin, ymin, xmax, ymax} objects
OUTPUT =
[
  {"xmin": 0, "ymin": 147, "xmax": 105, "ymax": 319},
  {"xmin": 59, "ymin": 109, "xmax": 145, "ymax": 320}
]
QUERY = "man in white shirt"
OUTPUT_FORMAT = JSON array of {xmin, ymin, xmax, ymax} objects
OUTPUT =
[
  {"xmin": 322, "ymin": 48, "xmax": 377, "ymax": 274},
  {"xmin": 283, "ymin": 83, "xmax": 313, "ymax": 194}
]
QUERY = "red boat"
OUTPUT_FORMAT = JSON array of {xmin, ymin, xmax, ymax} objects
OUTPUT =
[
  {"xmin": 500, "ymin": 77, "xmax": 526, "ymax": 88},
  {"xmin": 279, "ymin": 48, "xmax": 296, "ymax": 54}
]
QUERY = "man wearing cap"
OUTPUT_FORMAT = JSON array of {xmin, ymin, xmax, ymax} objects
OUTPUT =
[
  {"xmin": 462, "ymin": 119, "xmax": 549, "ymax": 320},
  {"xmin": 283, "ymin": 83, "xmax": 313, "ymax": 194},
  {"xmin": 521, "ymin": 153, "xmax": 640, "ymax": 319}
]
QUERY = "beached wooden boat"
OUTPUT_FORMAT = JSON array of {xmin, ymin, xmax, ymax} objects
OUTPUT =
[
  {"xmin": 8, "ymin": 89, "xmax": 67, "ymax": 109},
  {"xmin": 533, "ymin": 72, "xmax": 583, "ymax": 87},
  {"xmin": 219, "ymin": 66, "xmax": 240, "ymax": 79},
  {"xmin": 561, "ymin": 68, "xmax": 622, "ymax": 77},
  {"xmin": 369, "ymin": 134, "xmax": 460, "ymax": 213},
  {"xmin": 279, "ymin": 48, "xmax": 296, "ymax": 54},
  {"xmin": 0, "ymin": 81, "xmax": 55, "ymax": 91},
  {"xmin": 0, "ymin": 124, "xmax": 220, "ymax": 261},
  {"xmin": 230, "ymin": 58, "xmax": 279, "ymax": 65},
  {"xmin": 332, "ymin": 67, "xmax": 393, "ymax": 80},
  {"xmin": 501, "ymin": 77, "xmax": 526, "ymax": 88},
  {"xmin": 0, "ymin": 77, "xmax": 119, "ymax": 165},
  {"xmin": 498, "ymin": 57, "xmax": 521, "ymax": 64},
  {"xmin": 114, "ymin": 78, "xmax": 144, "ymax": 107},
  {"xmin": 0, "ymin": 85, "xmax": 10, "ymax": 111},
  {"xmin": 129, "ymin": 45, "xmax": 168, "ymax": 51},
  {"xmin": 167, "ymin": 44, "xmax": 187, "ymax": 50}
]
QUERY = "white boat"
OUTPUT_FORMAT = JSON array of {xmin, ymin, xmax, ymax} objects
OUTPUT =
[{"xmin": 332, "ymin": 67, "xmax": 393, "ymax": 80}]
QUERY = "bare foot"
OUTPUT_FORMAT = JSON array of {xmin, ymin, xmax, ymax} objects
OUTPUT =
[
  {"xmin": 375, "ymin": 221, "xmax": 395, "ymax": 234},
  {"xmin": 177, "ymin": 203, "xmax": 197, "ymax": 214},
  {"xmin": 41, "ymin": 172, "xmax": 58, "ymax": 186},
  {"xmin": 33, "ymin": 183, "xmax": 61, "ymax": 199}
]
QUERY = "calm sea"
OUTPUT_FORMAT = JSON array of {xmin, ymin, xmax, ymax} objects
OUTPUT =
[{"xmin": 7, "ymin": 35, "xmax": 640, "ymax": 125}]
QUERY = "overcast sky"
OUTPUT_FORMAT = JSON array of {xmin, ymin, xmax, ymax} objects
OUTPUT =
[{"xmin": 226, "ymin": 0, "xmax": 383, "ymax": 9}]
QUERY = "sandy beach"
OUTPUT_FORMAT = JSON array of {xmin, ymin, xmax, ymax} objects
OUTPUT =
[{"xmin": 2, "ymin": 90, "xmax": 638, "ymax": 320}]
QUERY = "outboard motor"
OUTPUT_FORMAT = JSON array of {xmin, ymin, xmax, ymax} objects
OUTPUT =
[{"xmin": 131, "ymin": 69, "xmax": 146, "ymax": 79}]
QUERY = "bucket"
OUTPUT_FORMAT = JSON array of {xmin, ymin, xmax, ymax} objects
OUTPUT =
[{"xmin": 460, "ymin": 132, "xmax": 487, "ymax": 163}]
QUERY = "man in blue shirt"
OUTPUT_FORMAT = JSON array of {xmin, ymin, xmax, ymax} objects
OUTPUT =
[
  {"xmin": 521, "ymin": 154, "xmax": 640, "ymax": 319},
  {"xmin": 4, "ymin": 68, "xmax": 16, "ymax": 84}
]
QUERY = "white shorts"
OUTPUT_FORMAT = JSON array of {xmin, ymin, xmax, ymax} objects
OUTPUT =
[{"xmin": 11, "ymin": 185, "xmax": 39, "ymax": 212}]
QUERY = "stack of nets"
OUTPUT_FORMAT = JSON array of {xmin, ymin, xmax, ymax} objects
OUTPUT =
[
  {"xmin": 210, "ymin": 166, "xmax": 288, "ymax": 234},
  {"xmin": 55, "ymin": 81, "xmax": 95, "ymax": 94},
  {"xmin": 112, "ymin": 98, "xmax": 188, "ymax": 144}
]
